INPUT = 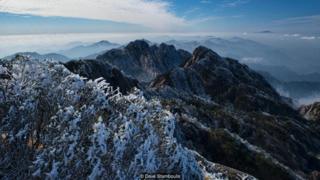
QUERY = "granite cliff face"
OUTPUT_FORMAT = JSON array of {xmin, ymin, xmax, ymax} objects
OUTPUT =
[{"xmin": 96, "ymin": 40, "xmax": 191, "ymax": 82}]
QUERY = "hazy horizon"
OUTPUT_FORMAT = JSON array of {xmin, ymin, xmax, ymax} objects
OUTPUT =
[{"xmin": 1, "ymin": 31, "xmax": 319, "ymax": 74}]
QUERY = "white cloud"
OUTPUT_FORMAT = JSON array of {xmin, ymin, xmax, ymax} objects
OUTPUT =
[
  {"xmin": 283, "ymin": 33, "xmax": 300, "ymax": 37},
  {"xmin": 0, "ymin": 0, "xmax": 185, "ymax": 31},
  {"xmin": 275, "ymin": 15, "xmax": 320, "ymax": 26},
  {"xmin": 240, "ymin": 57, "xmax": 263, "ymax": 64},
  {"xmin": 188, "ymin": 14, "xmax": 243, "ymax": 25},
  {"xmin": 189, "ymin": 16, "xmax": 222, "ymax": 24},
  {"xmin": 300, "ymin": 36, "xmax": 316, "ymax": 40},
  {"xmin": 184, "ymin": 7, "xmax": 200, "ymax": 15},
  {"xmin": 298, "ymin": 94, "xmax": 320, "ymax": 106},
  {"xmin": 273, "ymin": 15, "xmax": 320, "ymax": 33},
  {"xmin": 222, "ymin": 0, "xmax": 251, "ymax": 8},
  {"xmin": 200, "ymin": 0, "xmax": 211, "ymax": 4}
]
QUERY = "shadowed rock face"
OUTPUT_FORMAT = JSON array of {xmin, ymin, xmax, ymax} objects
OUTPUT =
[
  {"xmin": 150, "ymin": 46, "xmax": 320, "ymax": 179},
  {"xmin": 151, "ymin": 46, "xmax": 297, "ymax": 117},
  {"xmin": 183, "ymin": 46, "xmax": 221, "ymax": 67},
  {"xmin": 96, "ymin": 40, "xmax": 191, "ymax": 82},
  {"xmin": 300, "ymin": 102, "xmax": 320, "ymax": 121},
  {"xmin": 171, "ymin": 101, "xmax": 320, "ymax": 180},
  {"xmin": 64, "ymin": 60, "xmax": 138, "ymax": 94}
]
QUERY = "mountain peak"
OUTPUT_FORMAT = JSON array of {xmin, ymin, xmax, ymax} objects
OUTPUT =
[
  {"xmin": 58, "ymin": 40, "xmax": 120, "ymax": 58},
  {"xmin": 193, "ymin": 46, "xmax": 219, "ymax": 57},
  {"xmin": 93, "ymin": 40, "xmax": 112, "ymax": 46},
  {"xmin": 97, "ymin": 40, "xmax": 191, "ymax": 82},
  {"xmin": 126, "ymin": 39, "xmax": 150, "ymax": 50},
  {"xmin": 184, "ymin": 46, "xmax": 220, "ymax": 67}
]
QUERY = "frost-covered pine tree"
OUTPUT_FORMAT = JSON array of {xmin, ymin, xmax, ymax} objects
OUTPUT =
[{"xmin": 0, "ymin": 57, "xmax": 242, "ymax": 180}]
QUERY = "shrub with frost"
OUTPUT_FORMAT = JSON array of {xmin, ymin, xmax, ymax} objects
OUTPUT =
[{"xmin": 0, "ymin": 58, "xmax": 228, "ymax": 179}]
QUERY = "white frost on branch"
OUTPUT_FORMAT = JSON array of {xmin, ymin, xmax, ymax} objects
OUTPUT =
[{"xmin": 0, "ymin": 58, "xmax": 227, "ymax": 179}]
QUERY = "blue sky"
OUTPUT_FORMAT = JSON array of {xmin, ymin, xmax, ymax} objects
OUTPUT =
[{"xmin": 0, "ymin": 0, "xmax": 319, "ymax": 35}]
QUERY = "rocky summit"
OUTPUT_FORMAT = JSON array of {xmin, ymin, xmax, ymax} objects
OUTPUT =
[
  {"xmin": 96, "ymin": 40, "xmax": 191, "ymax": 82},
  {"xmin": 1, "ymin": 41, "xmax": 320, "ymax": 180}
]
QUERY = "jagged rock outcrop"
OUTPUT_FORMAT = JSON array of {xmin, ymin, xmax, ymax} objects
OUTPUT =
[
  {"xmin": 300, "ymin": 102, "xmax": 320, "ymax": 121},
  {"xmin": 64, "ymin": 60, "xmax": 138, "ymax": 94},
  {"xmin": 96, "ymin": 40, "xmax": 191, "ymax": 82},
  {"xmin": 170, "ymin": 101, "xmax": 320, "ymax": 180},
  {"xmin": 151, "ymin": 46, "xmax": 297, "ymax": 117},
  {"xmin": 150, "ymin": 46, "xmax": 320, "ymax": 179}
]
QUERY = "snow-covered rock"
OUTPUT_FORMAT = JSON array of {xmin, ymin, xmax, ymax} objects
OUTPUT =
[{"xmin": 0, "ymin": 58, "xmax": 253, "ymax": 179}]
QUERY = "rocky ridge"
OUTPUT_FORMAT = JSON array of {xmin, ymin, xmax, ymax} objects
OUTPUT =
[
  {"xmin": 64, "ymin": 41, "xmax": 320, "ymax": 179},
  {"xmin": 2, "ymin": 40, "xmax": 320, "ymax": 179}
]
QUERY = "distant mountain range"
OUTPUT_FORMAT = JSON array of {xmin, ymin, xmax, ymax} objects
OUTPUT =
[
  {"xmin": 2, "ymin": 38, "xmax": 319, "ymax": 104},
  {"xmin": 252, "ymin": 64, "xmax": 320, "ymax": 82},
  {"xmin": 260, "ymin": 71, "xmax": 320, "ymax": 103},
  {"xmin": 58, "ymin": 40, "xmax": 120, "ymax": 59},
  {"xmin": 3, "ymin": 52, "xmax": 70, "ymax": 62},
  {"xmin": 256, "ymin": 30, "xmax": 274, "ymax": 34},
  {"xmin": 166, "ymin": 37, "xmax": 320, "ymax": 83},
  {"xmin": 1, "ymin": 40, "xmax": 120, "ymax": 61},
  {"xmin": 166, "ymin": 37, "xmax": 292, "ymax": 66}
]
